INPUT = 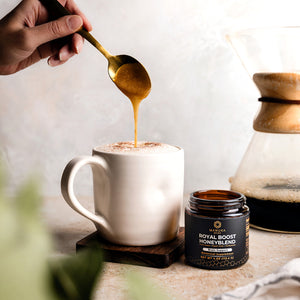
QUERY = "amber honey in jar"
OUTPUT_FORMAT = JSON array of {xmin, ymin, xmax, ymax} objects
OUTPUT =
[{"xmin": 185, "ymin": 190, "xmax": 249, "ymax": 270}]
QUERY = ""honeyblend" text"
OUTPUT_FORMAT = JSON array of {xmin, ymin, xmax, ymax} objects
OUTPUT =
[{"xmin": 198, "ymin": 233, "xmax": 236, "ymax": 245}]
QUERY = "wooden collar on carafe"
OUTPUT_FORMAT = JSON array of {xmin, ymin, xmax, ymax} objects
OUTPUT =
[{"xmin": 254, "ymin": 97, "xmax": 300, "ymax": 133}]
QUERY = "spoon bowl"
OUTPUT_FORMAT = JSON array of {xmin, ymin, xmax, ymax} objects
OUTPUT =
[
  {"xmin": 108, "ymin": 55, "xmax": 137, "ymax": 78},
  {"xmin": 109, "ymin": 55, "xmax": 151, "ymax": 100}
]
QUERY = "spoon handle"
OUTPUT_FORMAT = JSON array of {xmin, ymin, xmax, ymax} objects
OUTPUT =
[{"xmin": 39, "ymin": 0, "xmax": 111, "ymax": 59}]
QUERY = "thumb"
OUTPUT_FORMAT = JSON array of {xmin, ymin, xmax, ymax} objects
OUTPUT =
[{"xmin": 30, "ymin": 15, "xmax": 83, "ymax": 47}]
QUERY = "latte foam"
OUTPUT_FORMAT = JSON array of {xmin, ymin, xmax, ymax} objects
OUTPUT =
[{"xmin": 95, "ymin": 141, "xmax": 179, "ymax": 154}]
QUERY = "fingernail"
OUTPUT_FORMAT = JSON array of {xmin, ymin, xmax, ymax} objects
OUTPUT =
[
  {"xmin": 59, "ymin": 49, "xmax": 69, "ymax": 61},
  {"xmin": 48, "ymin": 56, "xmax": 60, "ymax": 67},
  {"xmin": 75, "ymin": 38, "xmax": 83, "ymax": 54},
  {"xmin": 67, "ymin": 16, "xmax": 83, "ymax": 31}
]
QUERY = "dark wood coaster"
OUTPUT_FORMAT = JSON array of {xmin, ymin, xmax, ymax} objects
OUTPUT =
[{"xmin": 76, "ymin": 227, "xmax": 184, "ymax": 268}]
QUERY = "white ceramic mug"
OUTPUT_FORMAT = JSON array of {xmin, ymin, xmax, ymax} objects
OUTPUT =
[{"xmin": 61, "ymin": 142, "xmax": 184, "ymax": 246}]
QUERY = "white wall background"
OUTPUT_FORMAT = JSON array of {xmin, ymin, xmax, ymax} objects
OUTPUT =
[{"xmin": 1, "ymin": 0, "xmax": 300, "ymax": 196}]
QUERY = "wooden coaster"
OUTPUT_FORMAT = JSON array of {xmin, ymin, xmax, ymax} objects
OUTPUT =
[{"xmin": 76, "ymin": 227, "xmax": 184, "ymax": 268}]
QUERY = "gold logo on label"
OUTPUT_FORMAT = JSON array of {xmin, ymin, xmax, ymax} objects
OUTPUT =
[{"xmin": 214, "ymin": 221, "xmax": 222, "ymax": 229}]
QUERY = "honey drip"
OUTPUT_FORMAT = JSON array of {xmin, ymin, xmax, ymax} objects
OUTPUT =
[{"xmin": 113, "ymin": 62, "xmax": 151, "ymax": 147}]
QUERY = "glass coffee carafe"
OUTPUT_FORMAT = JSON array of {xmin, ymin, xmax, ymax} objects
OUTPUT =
[{"xmin": 227, "ymin": 27, "xmax": 300, "ymax": 233}]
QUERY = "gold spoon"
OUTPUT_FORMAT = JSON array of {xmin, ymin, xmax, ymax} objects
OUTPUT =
[{"xmin": 39, "ymin": 0, "xmax": 151, "ymax": 99}]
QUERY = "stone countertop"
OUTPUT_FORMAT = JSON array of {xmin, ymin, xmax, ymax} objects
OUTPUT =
[{"xmin": 42, "ymin": 197, "xmax": 300, "ymax": 300}]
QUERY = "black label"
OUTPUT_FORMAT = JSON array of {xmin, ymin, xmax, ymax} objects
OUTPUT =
[{"xmin": 185, "ymin": 212, "xmax": 249, "ymax": 270}]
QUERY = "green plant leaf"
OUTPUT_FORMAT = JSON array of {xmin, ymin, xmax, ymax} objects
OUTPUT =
[
  {"xmin": 14, "ymin": 177, "xmax": 41, "ymax": 222},
  {"xmin": 50, "ymin": 246, "xmax": 103, "ymax": 300},
  {"xmin": 0, "ymin": 169, "xmax": 56, "ymax": 300},
  {"xmin": 0, "ymin": 164, "xmax": 104, "ymax": 300}
]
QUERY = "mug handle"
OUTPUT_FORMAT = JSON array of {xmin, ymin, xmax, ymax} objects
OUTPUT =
[{"xmin": 61, "ymin": 156, "xmax": 113, "ymax": 238}]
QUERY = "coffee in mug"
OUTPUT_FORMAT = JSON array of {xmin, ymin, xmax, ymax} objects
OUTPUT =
[{"xmin": 61, "ymin": 141, "xmax": 184, "ymax": 246}]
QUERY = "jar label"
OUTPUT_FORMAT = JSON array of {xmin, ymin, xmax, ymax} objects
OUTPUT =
[{"xmin": 185, "ymin": 212, "xmax": 249, "ymax": 270}]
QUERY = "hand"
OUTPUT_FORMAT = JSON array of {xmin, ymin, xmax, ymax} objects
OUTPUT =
[{"xmin": 0, "ymin": 0, "xmax": 92, "ymax": 75}]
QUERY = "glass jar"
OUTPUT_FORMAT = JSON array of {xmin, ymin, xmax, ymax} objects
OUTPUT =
[{"xmin": 185, "ymin": 190, "xmax": 249, "ymax": 270}]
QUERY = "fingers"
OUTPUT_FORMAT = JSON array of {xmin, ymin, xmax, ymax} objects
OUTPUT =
[
  {"xmin": 71, "ymin": 32, "xmax": 84, "ymax": 54},
  {"xmin": 35, "ymin": 0, "xmax": 92, "ymax": 31},
  {"xmin": 64, "ymin": 0, "xmax": 92, "ymax": 31},
  {"xmin": 24, "ymin": 0, "xmax": 90, "ymax": 68},
  {"xmin": 48, "ymin": 53, "xmax": 69, "ymax": 67},
  {"xmin": 47, "ymin": 33, "xmax": 83, "ymax": 67},
  {"xmin": 29, "ymin": 15, "xmax": 83, "ymax": 48}
]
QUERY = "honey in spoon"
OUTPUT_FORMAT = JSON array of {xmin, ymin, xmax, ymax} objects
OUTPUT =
[{"xmin": 113, "ymin": 62, "xmax": 151, "ymax": 147}]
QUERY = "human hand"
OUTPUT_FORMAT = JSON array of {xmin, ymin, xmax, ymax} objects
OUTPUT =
[{"xmin": 0, "ymin": 0, "xmax": 92, "ymax": 75}]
